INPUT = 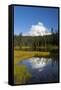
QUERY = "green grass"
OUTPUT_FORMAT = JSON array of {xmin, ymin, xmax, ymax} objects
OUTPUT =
[
  {"xmin": 14, "ymin": 47, "xmax": 58, "ymax": 84},
  {"xmin": 14, "ymin": 50, "xmax": 50, "ymax": 84},
  {"xmin": 14, "ymin": 65, "xmax": 31, "ymax": 84},
  {"xmin": 14, "ymin": 50, "xmax": 50, "ymax": 64}
]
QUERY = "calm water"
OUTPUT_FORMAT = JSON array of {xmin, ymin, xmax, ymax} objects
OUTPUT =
[{"xmin": 18, "ymin": 57, "xmax": 59, "ymax": 84}]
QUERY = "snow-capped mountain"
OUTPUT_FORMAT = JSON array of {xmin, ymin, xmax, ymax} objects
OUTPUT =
[{"xmin": 23, "ymin": 22, "xmax": 51, "ymax": 36}]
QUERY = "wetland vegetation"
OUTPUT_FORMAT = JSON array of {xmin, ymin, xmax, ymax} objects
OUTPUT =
[{"xmin": 14, "ymin": 31, "xmax": 59, "ymax": 84}]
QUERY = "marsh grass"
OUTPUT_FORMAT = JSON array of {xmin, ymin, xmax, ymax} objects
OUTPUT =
[
  {"xmin": 14, "ymin": 49, "xmax": 58, "ymax": 84},
  {"xmin": 14, "ymin": 50, "xmax": 50, "ymax": 64},
  {"xmin": 14, "ymin": 65, "xmax": 31, "ymax": 84}
]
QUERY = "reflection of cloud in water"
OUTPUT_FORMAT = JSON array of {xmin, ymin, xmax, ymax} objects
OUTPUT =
[
  {"xmin": 27, "ymin": 57, "xmax": 52, "ymax": 70},
  {"xmin": 18, "ymin": 57, "xmax": 58, "ymax": 83}
]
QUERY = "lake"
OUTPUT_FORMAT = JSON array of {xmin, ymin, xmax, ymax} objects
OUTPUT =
[{"xmin": 17, "ymin": 56, "xmax": 59, "ymax": 84}]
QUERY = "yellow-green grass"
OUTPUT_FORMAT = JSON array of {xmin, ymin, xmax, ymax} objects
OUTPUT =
[
  {"xmin": 14, "ymin": 65, "xmax": 31, "ymax": 84},
  {"xmin": 14, "ymin": 50, "xmax": 50, "ymax": 84},
  {"xmin": 14, "ymin": 45, "xmax": 58, "ymax": 49},
  {"xmin": 14, "ymin": 49, "xmax": 58, "ymax": 84},
  {"xmin": 14, "ymin": 46, "xmax": 31, "ymax": 49},
  {"xmin": 14, "ymin": 47, "xmax": 58, "ymax": 84},
  {"xmin": 14, "ymin": 50, "xmax": 50, "ymax": 64}
]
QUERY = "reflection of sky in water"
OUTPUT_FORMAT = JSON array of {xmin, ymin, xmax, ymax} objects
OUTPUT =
[
  {"xmin": 18, "ymin": 57, "xmax": 58, "ymax": 83},
  {"xmin": 28, "ymin": 57, "xmax": 52, "ymax": 69},
  {"xmin": 18, "ymin": 57, "xmax": 53, "ymax": 72}
]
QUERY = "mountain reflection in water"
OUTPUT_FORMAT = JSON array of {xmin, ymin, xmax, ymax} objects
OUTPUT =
[{"xmin": 18, "ymin": 57, "xmax": 59, "ymax": 83}]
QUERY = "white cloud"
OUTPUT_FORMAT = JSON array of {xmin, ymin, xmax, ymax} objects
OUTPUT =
[{"xmin": 23, "ymin": 22, "xmax": 51, "ymax": 36}]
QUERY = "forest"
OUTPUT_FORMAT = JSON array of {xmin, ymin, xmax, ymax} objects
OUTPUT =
[
  {"xmin": 14, "ymin": 30, "xmax": 59, "ymax": 54},
  {"xmin": 14, "ymin": 29, "xmax": 59, "ymax": 84}
]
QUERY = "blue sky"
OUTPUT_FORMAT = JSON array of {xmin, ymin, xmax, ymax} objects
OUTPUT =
[{"xmin": 14, "ymin": 6, "xmax": 58, "ymax": 35}]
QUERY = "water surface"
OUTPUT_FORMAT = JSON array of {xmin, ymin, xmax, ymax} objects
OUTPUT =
[{"xmin": 18, "ymin": 57, "xmax": 59, "ymax": 84}]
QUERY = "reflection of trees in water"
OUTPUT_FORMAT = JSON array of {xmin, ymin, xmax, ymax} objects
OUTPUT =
[
  {"xmin": 32, "ymin": 57, "xmax": 50, "ymax": 65},
  {"xmin": 37, "ymin": 59, "xmax": 41, "ymax": 64},
  {"xmin": 51, "ymin": 58, "xmax": 57, "ymax": 67},
  {"xmin": 51, "ymin": 60, "xmax": 54, "ymax": 67},
  {"xmin": 29, "ymin": 57, "xmax": 58, "ymax": 72},
  {"xmin": 30, "ymin": 57, "xmax": 52, "ymax": 69},
  {"xmin": 17, "ymin": 57, "xmax": 58, "ymax": 83}
]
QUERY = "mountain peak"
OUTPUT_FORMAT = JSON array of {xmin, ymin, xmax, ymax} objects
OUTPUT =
[{"xmin": 23, "ymin": 22, "xmax": 51, "ymax": 36}]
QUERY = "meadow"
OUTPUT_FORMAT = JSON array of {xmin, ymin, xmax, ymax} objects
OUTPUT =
[
  {"xmin": 14, "ymin": 50, "xmax": 50, "ymax": 64},
  {"xmin": 14, "ymin": 46, "xmax": 58, "ymax": 84},
  {"xmin": 14, "ymin": 49, "xmax": 50, "ymax": 84},
  {"xmin": 14, "ymin": 32, "xmax": 59, "ymax": 84}
]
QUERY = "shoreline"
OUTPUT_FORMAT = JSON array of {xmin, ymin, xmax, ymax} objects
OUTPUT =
[{"xmin": 14, "ymin": 50, "xmax": 58, "ymax": 64}]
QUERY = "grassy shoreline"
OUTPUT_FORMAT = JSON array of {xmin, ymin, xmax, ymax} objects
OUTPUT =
[
  {"xmin": 14, "ymin": 49, "xmax": 58, "ymax": 65},
  {"xmin": 14, "ymin": 50, "xmax": 58, "ymax": 84},
  {"xmin": 14, "ymin": 50, "xmax": 50, "ymax": 84},
  {"xmin": 14, "ymin": 50, "xmax": 56, "ymax": 64}
]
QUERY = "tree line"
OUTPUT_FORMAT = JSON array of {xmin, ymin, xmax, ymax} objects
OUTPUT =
[{"xmin": 14, "ymin": 28, "xmax": 59, "ymax": 53}]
